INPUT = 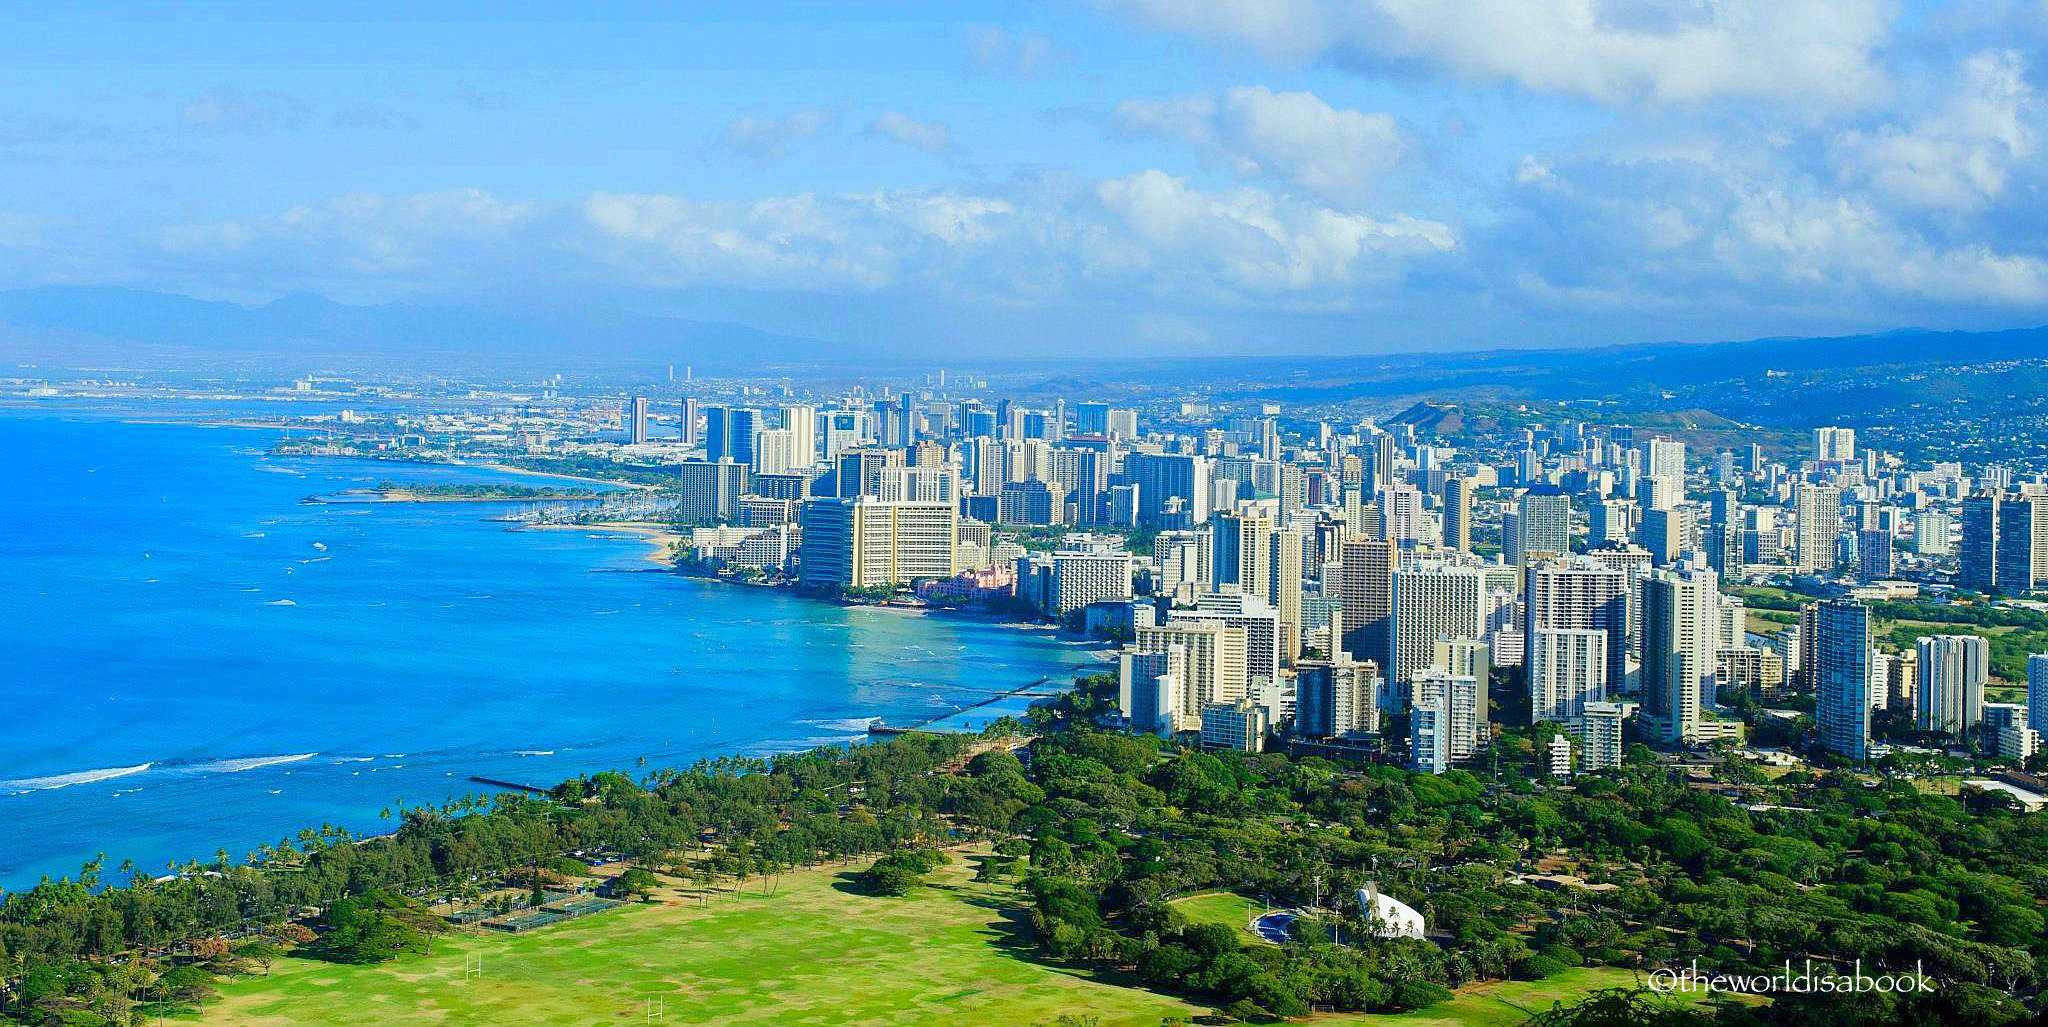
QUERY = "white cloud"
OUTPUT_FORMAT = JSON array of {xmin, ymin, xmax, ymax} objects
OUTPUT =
[
  {"xmin": 718, "ymin": 109, "xmax": 836, "ymax": 162},
  {"xmin": 1498, "ymin": 143, "xmax": 2048, "ymax": 316},
  {"xmin": 1833, "ymin": 49, "xmax": 2040, "ymax": 211},
  {"xmin": 153, "ymin": 189, "xmax": 538, "ymax": 278},
  {"xmin": 965, "ymin": 25, "xmax": 1062, "ymax": 77},
  {"xmin": 1107, "ymin": 0, "xmax": 1893, "ymax": 109},
  {"xmin": 1092, "ymin": 169, "xmax": 1454, "ymax": 297},
  {"xmin": 1115, "ymin": 86, "xmax": 1406, "ymax": 202},
  {"xmin": 865, "ymin": 112, "xmax": 951, "ymax": 154}
]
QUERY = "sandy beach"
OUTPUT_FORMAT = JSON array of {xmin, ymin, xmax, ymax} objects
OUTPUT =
[{"xmin": 523, "ymin": 521, "xmax": 680, "ymax": 566}]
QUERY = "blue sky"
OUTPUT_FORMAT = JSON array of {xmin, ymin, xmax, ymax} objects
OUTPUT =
[{"xmin": 2, "ymin": 1, "xmax": 2046, "ymax": 355}]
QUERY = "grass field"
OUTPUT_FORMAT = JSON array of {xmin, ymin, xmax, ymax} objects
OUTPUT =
[
  {"xmin": 1167, "ymin": 890, "xmax": 1276, "ymax": 946},
  {"xmin": 1361, "ymin": 969, "xmax": 1669, "ymax": 1027},
  {"xmin": 199, "ymin": 858, "xmax": 1678, "ymax": 1026}
]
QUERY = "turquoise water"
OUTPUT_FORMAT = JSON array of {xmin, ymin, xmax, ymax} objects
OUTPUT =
[{"xmin": 0, "ymin": 411, "xmax": 1088, "ymax": 888}]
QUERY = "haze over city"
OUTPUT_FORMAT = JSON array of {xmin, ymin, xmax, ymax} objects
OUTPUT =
[{"xmin": 4, "ymin": 2, "xmax": 2048, "ymax": 359}]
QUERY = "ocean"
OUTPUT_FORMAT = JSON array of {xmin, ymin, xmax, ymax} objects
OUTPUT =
[{"xmin": 0, "ymin": 409, "xmax": 1090, "ymax": 888}]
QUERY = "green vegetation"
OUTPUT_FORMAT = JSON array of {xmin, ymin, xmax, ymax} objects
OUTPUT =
[
  {"xmin": 365, "ymin": 481, "xmax": 605, "ymax": 501},
  {"xmin": 853, "ymin": 847, "xmax": 950, "ymax": 896},
  {"xmin": 202, "ymin": 856, "xmax": 1203, "ymax": 1027},
  {"xmin": 1167, "ymin": 891, "xmax": 1274, "ymax": 946},
  {"xmin": 8, "ymin": 674, "xmax": 2048, "ymax": 1025}
]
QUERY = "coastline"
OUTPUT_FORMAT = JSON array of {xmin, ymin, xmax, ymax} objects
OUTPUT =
[{"xmin": 523, "ymin": 520, "xmax": 680, "ymax": 567}]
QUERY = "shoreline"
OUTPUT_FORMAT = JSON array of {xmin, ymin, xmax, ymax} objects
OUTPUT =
[{"xmin": 523, "ymin": 520, "xmax": 680, "ymax": 567}]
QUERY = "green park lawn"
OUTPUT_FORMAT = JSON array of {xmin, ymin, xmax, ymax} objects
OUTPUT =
[
  {"xmin": 1167, "ymin": 890, "xmax": 1277, "ymax": 946},
  {"xmin": 201, "ymin": 855, "xmax": 1201, "ymax": 1027},
  {"xmin": 199, "ymin": 858, "xmax": 1688, "ymax": 1026}
]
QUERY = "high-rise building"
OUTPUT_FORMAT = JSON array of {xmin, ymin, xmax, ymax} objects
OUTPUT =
[
  {"xmin": 1814, "ymin": 600, "xmax": 1873, "ymax": 760},
  {"xmin": 1646, "ymin": 436, "xmax": 1686, "ymax": 481},
  {"xmin": 1641, "ymin": 567, "xmax": 1724, "ymax": 744},
  {"xmin": 1510, "ymin": 486, "xmax": 1571, "ymax": 565},
  {"xmin": 628, "ymin": 395, "xmax": 650, "ymax": 445},
  {"xmin": 1640, "ymin": 505, "xmax": 1690, "ymax": 566},
  {"xmin": 1211, "ymin": 512, "xmax": 1273, "ymax": 595},
  {"xmin": 1578, "ymin": 701, "xmax": 1627, "ymax": 771},
  {"xmin": 1914, "ymin": 511, "xmax": 1953, "ymax": 557},
  {"xmin": 1917, "ymin": 634, "xmax": 1990, "ymax": 738},
  {"xmin": 1268, "ymin": 526, "xmax": 1305, "ymax": 663},
  {"xmin": 1127, "ymin": 452, "xmax": 1211, "ymax": 529},
  {"xmin": 795, "ymin": 496, "xmax": 958, "ymax": 590},
  {"xmin": 1119, "ymin": 646, "xmax": 1187, "ymax": 735},
  {"xmin": 704, "ymin": 406, "xmax": 763, "ymax": 467},
  {"xmin": 1525, "ymin": 557, "xmax": 1631, "ymax": 703},
  {"xmin": 1130, "ymin": 621, "xmax": 1248, "ymax": 725},
  {"xmin": 1529, "ymin": 627, "xmax": 1607, "ymax": 724},
  {"xmin": 1331, "ymin": 537, "xmax": 1397, "ymax": 677},
  {"xmin": 752, "ymin": 428, "xmax": 796, "ymax": 476},
  {"xmin": 1410, "ymin": 693, "xmax": 1452, "ymax": 774},
  {"xmin": 1173, "ymin": 593, "xmax": 1284, "ymax": 696},
  {"xmin": 1813, "ymin": 426, "xmax": 1856, "ymax": 463},
  {"xmin": 1074, "ymin": 401, "xmax": 1110, "ymax": 436},
  {"xmin": 677, "ymin": 458, "xmax": 751, "ymax": 523},
  {"xmin": 1858, "ymin": 527, "xmax": 1894, "ymax": 580},
  {"xmin": 1794, "ymin": 483, "xmax": 1841, "ymax": 574},
  {"xmin": 781, "ymin": 404, "xmax": 817, "ymax": 470},
  {"xmin": 1199, "ymin": 698, "xmax": 1269, "ymax": 752},
  {"xmin": 2030, "ymin": 653, "xmax": 2048, "ymax": 736},
  {"xmin": 1048, "ymin": 548, "xmax": 1134, "ymax": 619},
  {"xmin": 680, "ymin": 396, "xmax": 701, "ymax": 446},
  {"xmin": 1442, "ymin": 476, "xmax": 1473, "ymax": 552},
  {"xmin": 1997, "ymin": 494, "xmax": 2048, "ymax": 593},
  {"xmin": 1410, "ymin": 668, "xmax": 1483, "ymax": 762},
  {"xmin": 1391, "ymin": 564, "xmax": 1483, "ymax": 689},
  {"xmin": 1380, "ymin": 483, "xmax": 1426, "ymax": 547},
  {"xmin": 1292, "ymin": 653, "xmax": 1381, "ymax": 739},
  {"xmin": 1962, "ymin": 491, "xmax": 2002, "ymax": 591},
  {"xmin": 1434, "ymin": 638, "xmax": 1491, "ymax": 737},
  {"xmin": 1590, "ymin": 499, "xmax": 1637, "ymax": 549}
]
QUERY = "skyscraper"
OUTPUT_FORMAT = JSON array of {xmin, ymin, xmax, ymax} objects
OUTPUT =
[
  {"xmin": 1813, "ymin": 426, "xmax": 1856, "ymax": 463},
  {"xmin": 680, "ymin": 396, "xmax": 701, "ymax": 446},
  {"xmin": 1794, "ymin": 483, "xmax": 1841, "ymax": 574},
  {"xmin": 1917, "ymin": 634, "xmax": 1990, "ymax": 738},
  {"xmin": 1529, "ymin": 627, "xmax": 1607, "ymax": 724},
  {"xmin": 1641, "ymin": 567, "xmax": 1723, "ymax": 744},
  {"xmin": 1332, "ymin": 537, "xmax": 1397, "ymax": 679},
  {"xmin": 1441, "ymin": 475, "xmax": 1473, "ymax": 552},
  {"xmin": 704, "ymin": 406, "xmax": 763, "ymax": 467},
  {"xmin": 678, "ymin": 459, "xmax": 750, "ymax": 523},
  {"xmin": 628, "ymin": 395, "xmax": 649, "ymax": 445},
  {"xmin": 781, "ymin": 404, "xmax": 817, "ymax": 470},
  {"xmin": 1293, "ymin": 653, "xmax": 1381, "ymax": 738},
  {"xmin": 1391, "ymin": 563, "xmax": 1483, "ymax": 688},
  {"xmin": 2030, "ymin": 653, "xmax": 2048, "ymax": 736},
  {"xmin": 1127, "ymin": 452, "xmax": 1211, "ymax": 529},
  {"xmin": 1997, "ymin": 494, "xmax": 2048, "ymax": 593},
  {"xmin": 1961, "ymin": 492, "xmax": 2001, "ymax": 591},
  {"xmin": 1813, "ymin": 600, "xmax": 1872, "ymax": 760},
  {"xmin": 1511, "ymin": 486, "xmax": 1571, "ymax": 565},
  {"xmin": 1526, "ymin": 556, "xmax": 1633, "ymax": 693}
]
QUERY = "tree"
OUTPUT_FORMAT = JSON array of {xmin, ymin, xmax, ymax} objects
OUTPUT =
[{"xmin": 615, "ymin": 867, "xmax": 661, "ymax": 902}]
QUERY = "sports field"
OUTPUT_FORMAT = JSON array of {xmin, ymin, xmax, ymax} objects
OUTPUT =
[
  {"xmin": 199, "ymin": 857, "xmax": 1671, "ymax": 1025},
  {"xmin": 1167, "ymin": 890, "xmax": 1279, "ymax": 945}
]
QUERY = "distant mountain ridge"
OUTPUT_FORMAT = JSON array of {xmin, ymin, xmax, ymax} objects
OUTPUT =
[
  {"xmin": 0, "ymin": 286, "xmax": 849, "ymax": 373},
  {"xmin": 1, "ymin": 286, "xmax": 2045, "ymax": 386}
]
